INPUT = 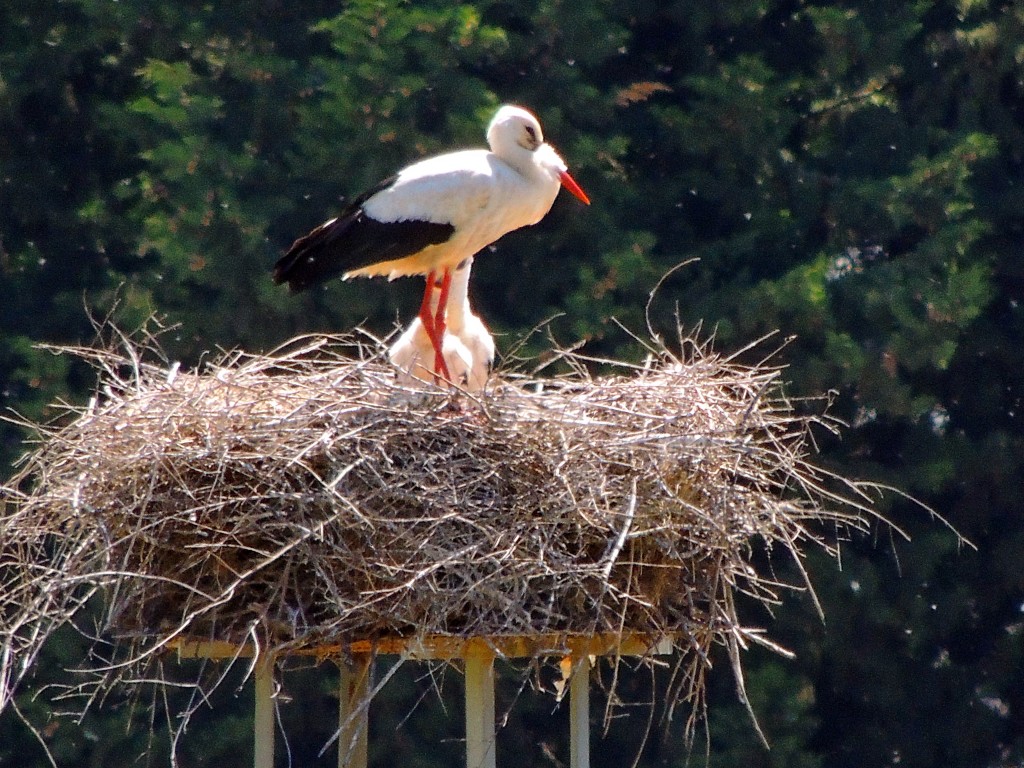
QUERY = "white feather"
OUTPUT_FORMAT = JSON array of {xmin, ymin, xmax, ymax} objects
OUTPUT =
[
  {"xmin": 389, "ymin": 321, "xmax": 473, "ymax": 388},
  {"xmin": 347, "ymin": 106, "xmax": 578, "ymax": 280},
  {"xmin": 444, "ymin": 259, "xmax": 495, "ymax": 392},
  {"xmin": 388, "ymin": 258, "xmax": 494, "ymax": 392}
]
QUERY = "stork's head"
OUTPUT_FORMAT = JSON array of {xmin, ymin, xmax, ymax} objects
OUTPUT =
[
  {"xmin": 486, "ymin": 105, "xmax": 590, "ymax": 205},
  {"xmin": 487, "ymin": 105, "xmax": 545, "ymax": 156}
]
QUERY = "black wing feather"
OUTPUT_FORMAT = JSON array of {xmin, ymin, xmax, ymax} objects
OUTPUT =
[{"xmin": 273, "ymin": 175, "xmax": 456, "ymax": 292}]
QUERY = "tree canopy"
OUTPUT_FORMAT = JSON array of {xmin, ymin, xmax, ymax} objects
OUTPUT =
[{"xmin": 2, "ymin": 1, "xmax": 1022, "ymax": 765}]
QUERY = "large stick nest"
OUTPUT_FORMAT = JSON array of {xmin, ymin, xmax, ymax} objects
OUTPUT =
[{"xmin": 1, "ymin": 327, "xmax": 879, "ymax": 723}]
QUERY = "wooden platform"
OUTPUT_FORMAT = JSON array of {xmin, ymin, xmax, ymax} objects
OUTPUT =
[
  {"xmin": 170, "ymin": 632, "xmax": 674, "ymax": 661},
  {"xmin": 169, "ymin": 633, "xmax": 675, "ymax": 768}
]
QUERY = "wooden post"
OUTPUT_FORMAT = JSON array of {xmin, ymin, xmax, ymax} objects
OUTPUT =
[
  {"xmin": 464, "ymin": 651, "xmax": 496, "ymax": 768},
  {"xmin": 253, "ymin": 654, "xmax": 275, "ymax": 768},
  {"xmin": 569, "ymin": 656, "xmax": 591, "ymax": 768},
  {"xmin": 338, "ymin": 655, "xmax": 371, "ymax": 768},
  {"xmin": 168, "ymin": 633, "xmax": 675, "ymax": 768}
]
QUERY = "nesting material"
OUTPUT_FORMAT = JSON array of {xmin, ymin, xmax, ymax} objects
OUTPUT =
[{"xmin": 1, "ymin": 330, "xmax": 875, "ymax": 720}]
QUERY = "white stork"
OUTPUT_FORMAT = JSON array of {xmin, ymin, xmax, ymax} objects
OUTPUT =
[
  {"xmin": 273, "ymin": 104, "xmax": 589, "ymax": 380},
  {"xmin": 389, "ymin": 256, "xmax": 494, "ymax": 391}
]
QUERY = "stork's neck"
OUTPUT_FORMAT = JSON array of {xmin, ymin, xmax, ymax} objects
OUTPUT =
[
  {"xmin": 489, "ymin": 145, "xmax": 535, "ymax": 180},
  {"xmin": 445, "ymin": 293, "xmax": 472, "ymax": 331},
  {"xmin": 444, "ymin": 263, "xmax": 473, "ymax": 330}
]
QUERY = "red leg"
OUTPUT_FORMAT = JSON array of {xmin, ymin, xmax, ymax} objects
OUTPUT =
[
  {"xmin": 418, "ymin": 270, "xmax": 437, "ymax": 334},
  {"xmin": 417, "ymin": 271, "xmax": 440, "ymax": 377},
  {"xmin": 432, "ymin": 269, "xmax": 453, "ymax": 379},
  {"xmin": 416, "ymin": 270, "xmax": 452, "ymax": 383}
]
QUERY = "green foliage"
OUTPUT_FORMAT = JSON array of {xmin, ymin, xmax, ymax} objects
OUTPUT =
[
  {"xmin": 704, "ymin": 657, "xmax": 823, "ymax": 768},
  {"xmin": 2, "ymin": 0, "xmax": 1024, "ymax": 765}
]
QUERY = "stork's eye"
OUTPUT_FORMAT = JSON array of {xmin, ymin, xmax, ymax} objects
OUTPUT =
[{"xmin": 523, "ymin": 124, "xmax": 539, "ymax": 148}]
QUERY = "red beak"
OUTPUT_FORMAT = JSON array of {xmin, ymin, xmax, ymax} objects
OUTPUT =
[{"xmin": 558, "ymin": 170, "xmax": 591, "ymax": 205}]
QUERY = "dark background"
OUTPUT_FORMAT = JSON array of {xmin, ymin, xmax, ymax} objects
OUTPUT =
[{"xmin": 2, "ymin": 1, "xmax": 1021, "ymax": 765}]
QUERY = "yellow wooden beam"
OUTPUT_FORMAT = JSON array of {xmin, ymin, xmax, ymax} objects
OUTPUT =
[
  {"xmin": 253, "ymin": 655, "xmax": 275, "ymax": 768},
  {"xmin": 338, "ymin": 655, "xmax": 370, "ymax": 768},
  {"xmin": 170, "ymin": 632, "xmax": 674, "ymax": 661},
  {"xmin": 464, "ymin": 652, "xmax": 496, "ymax": 768},
  {"xmin": 569, "ymin": 655, "xmax": 592, "ymax": 768}
]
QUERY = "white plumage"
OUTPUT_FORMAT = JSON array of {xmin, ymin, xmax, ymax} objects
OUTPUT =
[
  {"xmin": 445, "ymin": 260, "xmax": 496, "ymax": 392},
  {"xmin": 275, "ymin": 104, "xmax": 588, "ymax": 383},
  {"xmin": 389, "ymin": 257, "xmax": 494, "ymax": 392}
]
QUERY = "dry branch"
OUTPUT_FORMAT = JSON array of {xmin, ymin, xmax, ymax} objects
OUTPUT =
[{"xmin": 1, "ymin": 329, "xmax": 881, "ymax": 734}]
